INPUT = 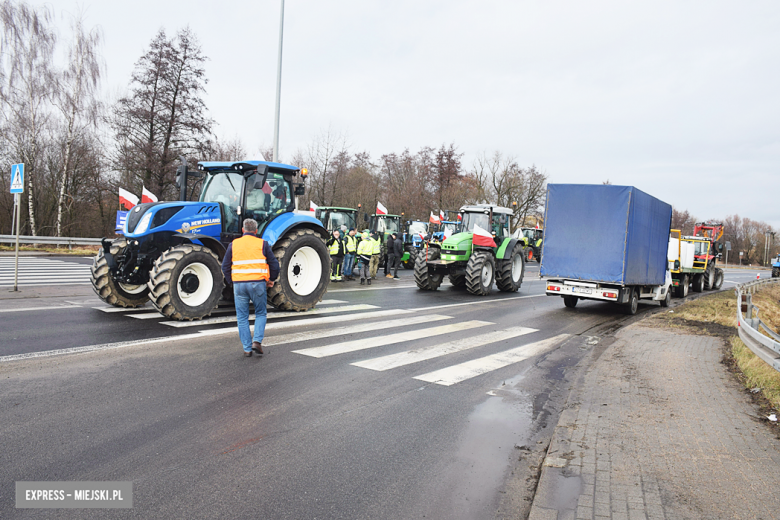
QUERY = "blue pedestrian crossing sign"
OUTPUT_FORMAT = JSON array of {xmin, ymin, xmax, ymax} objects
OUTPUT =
[{"xmin": 10, "ymin": 163, "xmax": 24, "ymax": 194}]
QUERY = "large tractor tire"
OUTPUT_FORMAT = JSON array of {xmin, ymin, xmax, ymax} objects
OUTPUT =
[
  {"xmin": 148, "ymin": 244, "xmax": 223, "ymax": 320},
  {"xmin": 403, "ymin": 250, "xmax": 417, "ymax": 270},
  {"xmin": 448, "ymin": 273, "xmax": 466, "ymax": 287},
  {"xmin": 91, "ymin": 238, "xmax": 150, "ymax": 308},
  {"xmin": 772, "ymin": 267, "xmax": 779, "ymax": 278},
  {"xmin": 675, "ymin": 275, "xmax": 689, "ymax": 298},
  {"xmin": 268, "ymin": 228, "xmax": 330, "ymax": 311},
  {"xmin": 465, "ymin": 250, "xmax": 496, "ymax": 296},
  {"xmin": 703, "ymin": 264, "xmax": 715, "ymax": 290},
  {"xmin": 692, "ymin": 273, "xmax": 705, "ymax": 293},
  {"xmin": 712, "ymin": 268, "xmax": 724, "ymax": 289},
  {"xmin": 415, "ymin": 248, "xmax": 444, "ymax": 291},
  {"xmin": 496, "ymin": 243, "xmax": 525, "ymax": 292}
]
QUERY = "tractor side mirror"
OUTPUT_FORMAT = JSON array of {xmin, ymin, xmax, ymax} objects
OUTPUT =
[
  {"xmin": 294, "ymin": 185, "xmax": 305, "ymax": 195},
  {"xmin": 718, "ymin": 243, "xmax": 724, "ymax": 252},
  {"xmin": 363, "ymin": 214, "xmax": 369, "ymax": 222}
]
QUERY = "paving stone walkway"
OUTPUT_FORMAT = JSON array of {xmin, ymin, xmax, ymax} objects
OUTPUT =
[{"xmin": 530, "ymin": 325, "xmax": 780, "ymax": 520}]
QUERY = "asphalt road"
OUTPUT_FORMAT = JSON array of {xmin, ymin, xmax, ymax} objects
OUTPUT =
[{"xmin": 0, "ymin": 262, "xmax": 767, "ymax": 518}]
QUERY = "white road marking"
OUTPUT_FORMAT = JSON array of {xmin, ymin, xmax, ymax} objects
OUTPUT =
[
  {"xmin": 413, "ymin": 333, "xmax": 570, "ymax": 386},
  {"xmin": 351, "ymin": 326, "xmax": 539, "ymax": 371},
  {"xmin": 408, "ymin": 293, "xmax": 545, "ymax": 312},
  {"xmin": 292, "ymin": 320, "xmax": 493, "ymax": 358},
  {"xmin": 264, "ymin": 314, "xmax": 452, "ymax": 346},
  {"xmin": 0, "ymin": 305, "xmax": 82, "ymax": 313},
  {"xmin": 160, "ymin": 304, "xmax": 380, "ymax": 328}
]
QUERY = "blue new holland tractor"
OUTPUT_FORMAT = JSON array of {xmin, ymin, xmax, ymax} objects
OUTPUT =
[
  {"xmin": 772, "ymin": 254, "xmax": 780, "ymax": 278},
  {"xmin": 91, "ymin": 160, "xmax": 330, "ymax": 320}
]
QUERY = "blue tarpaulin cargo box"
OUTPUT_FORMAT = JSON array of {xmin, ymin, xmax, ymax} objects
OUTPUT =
[{"xmin": 540, "ymin": 184, "xmax": 672, "ymax": 286}]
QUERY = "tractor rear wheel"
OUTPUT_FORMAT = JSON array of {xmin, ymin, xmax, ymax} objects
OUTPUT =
[
  {"xmin": 448, "ymin": 273, "xmax": 466, "ymax": 287},
  {"xmin": 703, "ymin": 264, "xmax": 715, "ymax": 290},
  {"xmin": 415, "ymin": 248, "xmax": 444, "ymax": 291},
  {"xmin": 465, "ymin": 251, "xmax": 496, "ymax": 296},
  {"xmin": 148, "ymin": 244, "xmax": 223, "ymax": 320},
  {"xmin": 403, "ymin": 250, "xmax": 417, "ymax": 269},
  {"xmin": 712, "ymin": 268, "xmax": 724, "ymax": 289},
  {"xmin": 563, "ymin": 296, "xmax": 578, "ymax": 308},
  {"xmin": 496, "ymin": 243, "xmax": 525, "ymax": 292},
  {"xmin": 91, "ymin": 238, "xmax": 150, "ymax": 308},
  {"xmin": 268, "ymin": 228, "xmax": 330, "ymax": 311},
  {"xmin": 692, "ymin": 273, "xmax": 705, "ymax": 293}
]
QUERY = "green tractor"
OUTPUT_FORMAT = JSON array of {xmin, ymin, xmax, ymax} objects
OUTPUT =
[
  {"xmin": 367, "ymin": 213, "xmax": 403, "ymax": 268},
  {"xmin": 314, "ymin": 207, "xmax": 358, "ymax": 233},
  {"xmin": 513, "ymin": 227, "xmax": 543, "ymax": 262},
  {"xmin": 414, "ymin": 204, "xmax": 525, "ymax": 295}
]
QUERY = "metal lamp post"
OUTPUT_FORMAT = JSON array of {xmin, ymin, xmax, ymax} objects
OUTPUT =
[{"xmin": 272, "ymin": 0, "xmax": 285, "ymax": 163}]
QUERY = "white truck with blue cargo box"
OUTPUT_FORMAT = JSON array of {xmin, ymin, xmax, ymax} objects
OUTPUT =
[{"xmin": 541, "ymin": 184, "xmax": 674, "ymax": 315}]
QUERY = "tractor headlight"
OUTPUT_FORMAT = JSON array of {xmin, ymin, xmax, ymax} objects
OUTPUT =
[{"xmin": 135, "ymin": 212, "xmax": 153, "ymax": 234}]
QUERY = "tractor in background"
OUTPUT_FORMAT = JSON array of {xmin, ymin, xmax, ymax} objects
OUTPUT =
[
  {"xmin": 513, "ymin": 227, "xmax": 544, "ymax": 262},
  {"xmin": 315, "ymin": 207, "xmax": 358, "ymax": 234},
  {"xmin": 772, "ymin": 254, "xmax": 779, "ymax": 278},
  {"xmin": 668, "ymin": 222, "xmax": 725, "ymax": 297},
  {"xmin": 367, "ymin": 213, "xmax": 403, "ymax": 268},
  {"xmin": 402, "ymin": 220, "xmax": 429, "ymax": 269},
  {"xmin": 415, "ymin": 204, "xmax": 525, "ymax": 295},
  {"xmin": 91, "ymin": 159, "xmax": 330, "ymax": 320}
]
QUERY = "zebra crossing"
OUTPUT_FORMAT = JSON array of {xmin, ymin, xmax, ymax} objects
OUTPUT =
[
  {"xmin": 18, "ymin": 291, "xmax": 565, "ymax": 387},
  {"xmin": 0, "ymin": 257, "xmax": 92, "ymax": 287}
]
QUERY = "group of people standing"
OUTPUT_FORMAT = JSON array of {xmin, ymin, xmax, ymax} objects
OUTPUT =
[{"xmin": 326, "ymin": 228, "xmax": 404, "ymax": 285}]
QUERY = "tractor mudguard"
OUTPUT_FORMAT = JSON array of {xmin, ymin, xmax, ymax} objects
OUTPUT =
[
  {"xmin": 101, "ymin": 238, "xmax": 118, "ymax": 270},
  {"xmin": 173, "ymin": 233, "xmax": 226, "ymax": 260},
  {"xmin": 496, "ymin": 238, "xmax": 520, "ymax": 260},
  {"xmin": 262, "ymin": 212, "xmax": 328, "ymax": 244}
]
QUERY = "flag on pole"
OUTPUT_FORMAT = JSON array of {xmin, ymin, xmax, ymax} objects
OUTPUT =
[
  {"xmin": 443, "ymin": 226, "xmax": 453, "ymax": 239},
  {"xmin": 418, "ymin": 232, "xmax": 426, "ymax": 242},
  {"xmin": 456, "ymin": 213, "xmax": 462, "ymax": 221},
  {"xmin": 535, "ymin": 222, "xmax": 540, "ymax": 229},
  {"xmin": 310, "ymin": 201, "xmax": 319, "ymax": 212},
  {"xmin": 119, "ymin": 188, "xmax": 139, "ymax": 210},
  {"xmin": 429, "ymin": 211, "xmax": 440, "ymax": 224},
  {"xmin": 376, "ymin": 201, "xmax": 387, "ymax": 215},
  {"xmin": 439, "ymin": 210, "xmax": 445, "ymax": 221},
  {"xmin": 141, "ymin": 186, "xmax": 158, "ymax": 203},
  {"xmin": 472, "ymin": 224, "xmax": 496, "ymax": 247}
]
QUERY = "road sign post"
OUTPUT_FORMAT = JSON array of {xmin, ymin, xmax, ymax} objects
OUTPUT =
[{"xmin": 10, "ymin": 163, "xmax": 24, "ymax": 292}]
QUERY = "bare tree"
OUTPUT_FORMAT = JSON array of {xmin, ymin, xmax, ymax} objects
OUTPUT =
[
  {"xmin": 0, "ymin": 0, "xmax": 57, "ymax": 235},
  {"xmin": 52, "ymin": 14, "xmax": 103, "ymax": 236},
  {"xmin": 671, "ymin": 208, "xmax": 697, "ymax": 235},
  {"xmin": 112, "ymin": 27, "xmax": 213, "ymax": 200}
]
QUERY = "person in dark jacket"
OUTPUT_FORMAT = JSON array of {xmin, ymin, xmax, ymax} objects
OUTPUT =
[
  {"xmin": 221, "ymin": 218, "xmax": 280, "ymax": 357},
  {"xmin": 385, "ymin": 232, "xmax": 403, "ymax": 279}
]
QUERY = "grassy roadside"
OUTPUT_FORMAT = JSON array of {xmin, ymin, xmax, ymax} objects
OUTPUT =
[
  {"xmin": 0, "ymin": 245, "xmax": 99, "ymax": 256},
  {"xmin": 649, "ymin": 286, "xmax": 780, "ymax": 413}
]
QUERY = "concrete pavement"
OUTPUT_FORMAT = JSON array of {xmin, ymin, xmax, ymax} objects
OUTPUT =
[{"xmin": 530, "ymin": 324, "xmax": 780, "ymax": 520}]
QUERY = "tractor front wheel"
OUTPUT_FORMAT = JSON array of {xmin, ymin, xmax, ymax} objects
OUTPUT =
[
  {"xmin": 91, "ymin": 238, "xmax": 150, "ymax": 308},
  {"xmin": 268, "ymin": 228, "xmax": 330, "ymax": 311},
  {"xmin": 465, "ymin": 251, "xmax": 495, "ymax": 296},
  {"xmin": 496, "ymin": 243, "xmax": 525, "ymax": 292},
  {"xmin": 712, "ymin": 268, "xmax": 725, "ymax": 289},
  {"xmin": 448, "ymin": 273, "xmax": 466, "ymax": 287},
  {"xmin": 414, "ymin": 249, "xmax": 444, "ymax": 291},
  {"xmin": 703, "ymin": 264, "xmax": 715, "ymax": 290}
]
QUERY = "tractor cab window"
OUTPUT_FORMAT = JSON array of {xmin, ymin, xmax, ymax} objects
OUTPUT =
[
  {"xmin": 441, "ymin": 222, "xmax": 459, "ymax": 235},
  {"xmin": 461, "ymin": 212, "xmax": 490, "ymax": 234},
  {"xmin": 200, "ymin": 172, "xmax": 243, "ymax": 233},
  {"xmin": 692, "ymin": 241, "xmax": 709, "ymax": 256},
  {"xmin": 327, "ymin": 211, "xmax": 355, "ymax": 232},
  {"xmin": 245, "ymin": 172, "xmax": 293, "ymax": 224},
  {"xmin": 375, "ymin": 217, "xmax": 400, "ymax": 235},
  {"xmin": 492, "ymin": 213, "xmax": 509, "ymax": 238},
  {"xmin": 408, "ymin": 222, "xmax": 428, "ymax": 236}
]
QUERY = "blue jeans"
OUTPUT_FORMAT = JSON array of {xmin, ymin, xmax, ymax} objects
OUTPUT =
[
  {"xmin": 233, "ymin": 281, "xmax": 268, "ymax": 352},
  {"xmin": 343, "ymin": 253, "xmax": 355, "ymax": 277}
]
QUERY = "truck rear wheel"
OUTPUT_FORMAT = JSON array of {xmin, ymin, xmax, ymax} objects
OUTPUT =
[
  {"xmin": 415, "ymin": 249, "xmax": 444, "ymax": 291},
  {"xmin": 268, "ymin": 228, "xmax": 330, "ymax": 311},
  {"xmin": 91, "ymin": 238, "xmax": 150, "ymax": 308},
  {"xmin": 496, "ymin": 243, "xmax": 525, "ymax": 292},
  {"xmin": 692, "ymin": 273, "xmax": 704, "ymax": 293},
  {"xmin": 148, "ymin": 244, "xmax": 223, "ymax": 320},
  {"xmin": 465, "ymin": 251, "xmax": 495, "ymax": 296},
  {"xmin": 624, "ymin": 288, "xmax": 638, "ymax": 315},
  {"xmin": 563, "ymin": 296, "xmax": 578, "ymax": 308}
]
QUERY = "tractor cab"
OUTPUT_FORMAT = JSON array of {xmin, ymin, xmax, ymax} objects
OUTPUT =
[
  {"xmin": 405, "ymin": 221, "xmax": 429, "ymax": 244},
  {"xmin": 197, "ymin": 161, "xmax": 304, "ymax": 243},
  {"xmin": 458, "ymin": 205, "xmax": 512, "ymax": 239},
  {"xmin": 369, "ymin": 214, "xmax": 402, "ymax": 240},
  {"xmin": 314, "ymin": 207, "xmax": 358, "ymax": 233}
]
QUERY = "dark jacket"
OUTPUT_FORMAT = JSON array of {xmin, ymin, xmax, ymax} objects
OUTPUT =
[
  {"xmin": 391, "ymin": 236, "xmax": 403, "ymax": 256},
  {"xmin": 221, "ymin": 232, "xmax": 280, "ymax": 284}
]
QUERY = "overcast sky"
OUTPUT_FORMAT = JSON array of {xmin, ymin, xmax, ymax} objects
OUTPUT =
[{"xmin": 45, "ymin": 0, "xmax": 779, "ymax": 228}]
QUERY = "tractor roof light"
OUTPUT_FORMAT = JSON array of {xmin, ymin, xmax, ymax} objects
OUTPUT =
[{"xmin": 300, "ymin": 168, "xmax": 309, "ymax": 178}]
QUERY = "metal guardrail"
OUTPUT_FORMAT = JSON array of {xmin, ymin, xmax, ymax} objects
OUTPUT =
[
  {"xmin": 736, "ymin": 277, "xmax": 780, "ymax": 372},
  {"xmin": 0, "ymin": 234, "xmax": 103, "ymax": 249}
]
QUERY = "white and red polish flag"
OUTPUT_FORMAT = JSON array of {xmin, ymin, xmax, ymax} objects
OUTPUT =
[
  {"xmin": 119, "ymin": 188, "xmax": 139, "ymax": 210},
  {"xmin": 310, "ymin": 201, "xmax": 319, "ymax": 211},
  {"xmin": 535, "ymin": 222, "xmax": 540, "ymax": 229},
  {"xmin": 443, "ymin": 226, "xmax": 453, "ymax": 239},
  {"xmin": 376, "ymin": 201, "xmax": 388, "ymax": 215},
  {"xmin": 456, "ymin": 213, "xmax": 462, "ymax": 221},
  {"xmin": 429, "ymin": 212, "xmax": 440, "ymax": 224},
  {"xmin": 439, "ymin": 210, "xmax": 445, "ymax": 221},
  {"xmin": 472, "ymin": 223, "xmax": 496, "ymax": 247},
  {"xmin": 141, "ymin": 186, "xmax": 158, "ymax": 203}
]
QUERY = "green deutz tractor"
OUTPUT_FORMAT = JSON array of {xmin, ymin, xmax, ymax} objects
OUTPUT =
[{"xmin": 415, "ymin": 204, "xmax": 525, "ymax": 295}]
